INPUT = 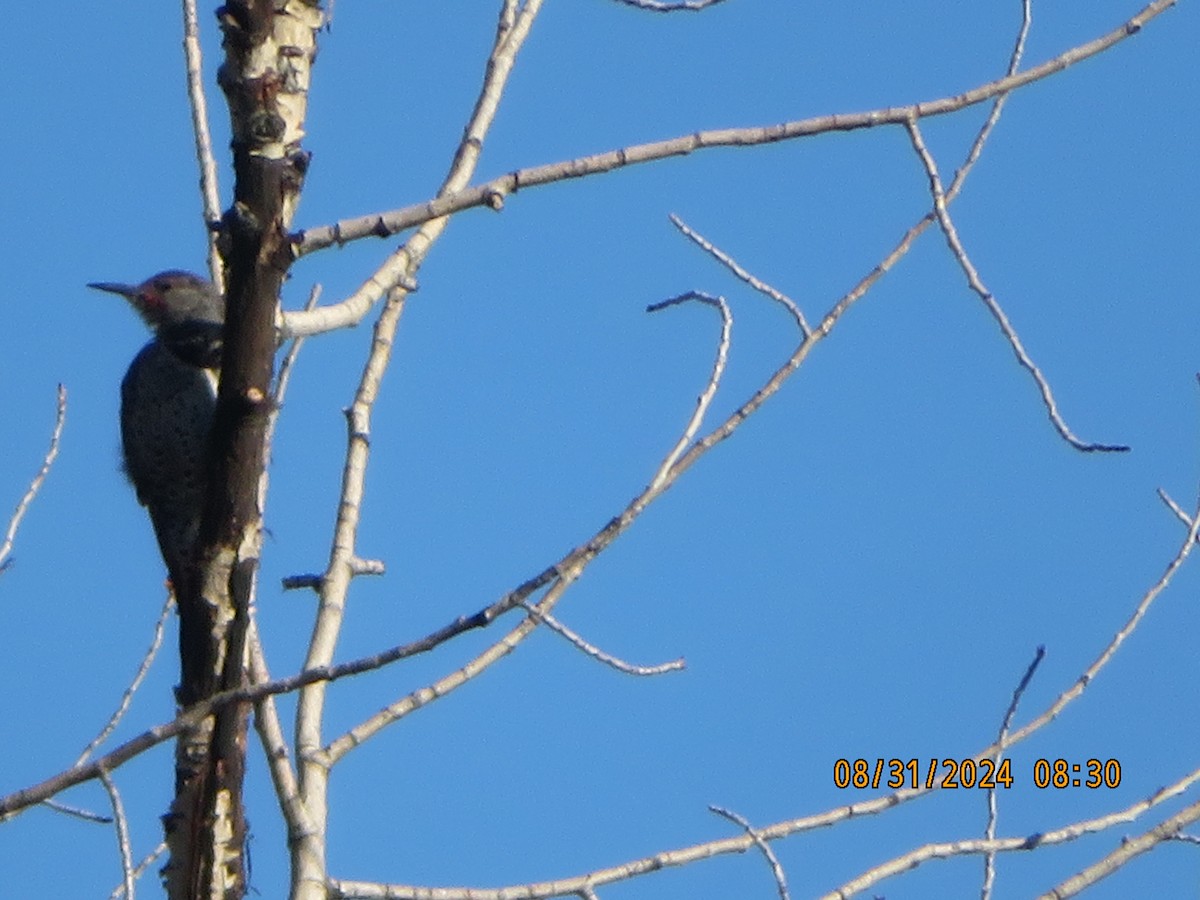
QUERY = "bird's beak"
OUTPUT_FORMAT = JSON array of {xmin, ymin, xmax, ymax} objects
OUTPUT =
[{"xmin": 87, "ymin": 281, "xmax": 137, "ymax": 299}]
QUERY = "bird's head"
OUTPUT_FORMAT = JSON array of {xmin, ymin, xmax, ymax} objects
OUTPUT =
[
  {"xmin": 89, "ymin": 270, "xmax": 225, "ymax": 368},
  {"xmin": 89, "ymin": 270, "xmax": 224, "ymax": 332}
]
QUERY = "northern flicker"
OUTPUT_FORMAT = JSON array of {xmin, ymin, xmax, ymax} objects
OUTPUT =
[{"xmin": 89, "ymin": 271, "xmax": 224, "ymax": 595}]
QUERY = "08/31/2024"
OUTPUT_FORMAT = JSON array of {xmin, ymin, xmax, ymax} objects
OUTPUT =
[{"xmin": 833, "ymin": 758, "xmax": 1122, "ymax": 790}]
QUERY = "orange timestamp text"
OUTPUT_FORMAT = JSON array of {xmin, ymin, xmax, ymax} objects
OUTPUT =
[{"xmin": 833, "ymin": 758, "xmax": 1122, "ymax": 790}]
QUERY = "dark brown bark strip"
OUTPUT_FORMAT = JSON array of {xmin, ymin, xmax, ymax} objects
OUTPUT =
[{"xmin": 164, "ymin": 2, "xmax": 321, "ymax": 897}]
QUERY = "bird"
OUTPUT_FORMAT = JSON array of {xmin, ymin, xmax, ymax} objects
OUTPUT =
[{"xmin": 89, "ymin": 271, "xmax": 225, "ymax": 597}]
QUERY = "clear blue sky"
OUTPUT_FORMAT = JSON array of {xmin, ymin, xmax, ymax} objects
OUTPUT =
[{"xmin": 2, "ymin": 2, "xmax": 1198, "ymax": 897}]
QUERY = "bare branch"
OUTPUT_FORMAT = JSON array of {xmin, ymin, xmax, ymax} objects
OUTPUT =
[
  {"xmin": 326, "ymin": 469, "xmax": 1200, "ymax": 887},
  {"xmin": 350, "ymin": 556, "xmax": 386, "ymax": 577},
  {"xmin": 827, "ymin": 764, "xmax": 1200, "ymax": 899},
  {"xmin": 109, "ymin": 843, "xmax": 167, "ymax": 900},
  {"xmin": 950, "ymin": 0, "xmax": 1032, "ymax": 197},
  {"xmin": 996, "ymin": 646, "xmax": 1044, "ymax": 761},
  {"xmin": 598, "ymin": 0, "xmax": 1029, "ymax": 502},
  {"xmin": 983, "ymin": 643, "xmax": 1045, "ymax": 900},
  {"xmin": 1168, "ymin": 833, "xmax": 1200, "ymax": 846},
  {"xmin": 1039, "ymin": 795, "xmax": 1200, "ymax": 896},
  {"xmin": 645, "ymin": 291, "xmax": 731, "ymax": 490},
  {"xmin": 2, "ymin": 614, "xmax": 443, "ymax": 820},
  {"xmin": 295, "ymin": 0, "xmax": 546, "ymax": 713},
  {"xmin": 272, "ymin": 283, "xmax": 322, "ymax": 409},
  {"xmin": 248, "ymin": 284, "xmax": 320, "ymax": 842},
  {"xmin": 285, "ymin": 0, "xmax": 1175, "ymax": 301},
  {"xmin": 267, "ymin": 282, "xmax": 322, "ymax": 592},
  {"xmin": 520, "ymin": 602, "xmax": 686, "ymax": 676},
  {"xmin": 7, "ymin": 484, "xmax": 1193, "ymax": 823},
  {"xmin": 286, "ymin": 555, "xmax": 387, "ymax": 590},
  {"xmin": 612, "ymin": 0, "xmax": 731, "ymax": 10},
  {"xmin": 74, "ymin": 593, "xmax": 173, "ymax": 766},
  {"xmin": 41, "ymin": 799, "xmax": 112, "ymax": 824},
  {"xmin": 709, "ymin": 805, "xmax": 791, "ymax": 900},
  {"xmin": 904, "ymin": 116, "xmax": 1127, "ymax": 453},
  {"xmin": 322, "ymin": 585, "xmax": 554, "ymax": 764},
  {"xmin": 98, "ymin": 769, "xmax": 135, "ymax": 900},
  {"xmin": 1, "ymin": 384, "xmax": 66, "ymax": 574},
  {"xmin": 1001, "ymin": 488, "xmax": 1200, "ymax": 750},
  {"xmin": 498, "ymin": 0, "xmax": 518, "ymax": 35},
  {"xmin": 247, "ymin": 622, "xmax": 314, "ymax": 841},
  {"xmin": 281, "ymin": 573, "xmax": 322, "ymax": 591},
  {"xmin": 327, "ymin": 761, "xmax": 1200, "ymax": 900},
  {"xmin": 283, "ymin": 0, "xmax": 544, "ymax": 344},
  {"xmin": 1157, "ymin": 487, "xmax": 1197, "ymax": 537},
  {"xmin": 669, "ymin": 214, "xmax": 810, "ymax": 336},
  {"xmin": 318, "ymin": 11, "xmax": 1035, "ymax": 761},
  {"xmin": 323, "ymin": 287, "xmax": 729, "ymax": 757},
  {"xmin": 292, "ymin": 8, "xmax": 548, "ymax": 893},
  {"xmin": 180, "ymin": 0, "xmax": 223, "ymax": 290}
]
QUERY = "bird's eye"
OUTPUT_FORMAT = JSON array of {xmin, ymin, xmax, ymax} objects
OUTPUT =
[{"xmin": 155, "ymin": 280, "xmax": 172, "ymax": 293}]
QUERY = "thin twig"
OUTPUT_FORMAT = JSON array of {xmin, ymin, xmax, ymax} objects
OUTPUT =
[
  {"xmin": 710, "ymin": 805, "xmax": 791, "ymax": 900},
  {"xmin": 668, "ymin": 214, "xmax": 811, "ymax": 337},
  {"xmin": 1168, "ymin": 833, "xmax": 1200, "ymax": 846},
  {"xmin": 109, "ymin": 843, "xmax": 167, "ymax": 900},
  {"xmin": 0, "ymin": 385, "xmax": 66, "ymax": 574},
  {"xmin": 949, "ymin": 0, "xmax": 1032, "ymax": 199},
  {"xmin": 180, "ymin": 0, "xmax": 224, "ymax": 289},
  {"xmin": 98, "ymin": 769, "xmax": 135, "ymax": 900},
  {"xmin": 240, "ymin": 283, "xmax": 323, "ymax": 836},
  {"xmin": 904, "ymin": 115, "xmax": 1126, "ymax": 453},
  {"xmin": 646, "ymin": 291, "xmax": 732, "ymax": 491},
  {"xmin": 41, "ymin": 799, "xmax": 111, "ymax": 824},
  {"xmin": 520, "ymin": 602, "xmax": 685, "ymax": 676},
  {"xmin": 273, "ymin": 283, "xmax": 322, "ymax": 409},
  {"xmin": 75, "ymin": 593, "xmax": 173, "ymax": 767},
  {"xmin": 1000, "ymin": 488, "xmax": 1200, "ymax": 751},
  {"xmin": 247, "ymin": 620, "xmax": 313, "ymax": 839},
  {"xmin": 612, "ymin": 0, "xmax": 730, "ymax": 10},
  {"xmin": 1156, "ymin": 487, "xmax": 1200, "ymax": 544},
  {"xmin": 282, "ymin": 573, "xmax": 322, "ymax": 591},
  {"xmin": 982, "ymin": 644, "xmax": 1044, "ymax": 900}
]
